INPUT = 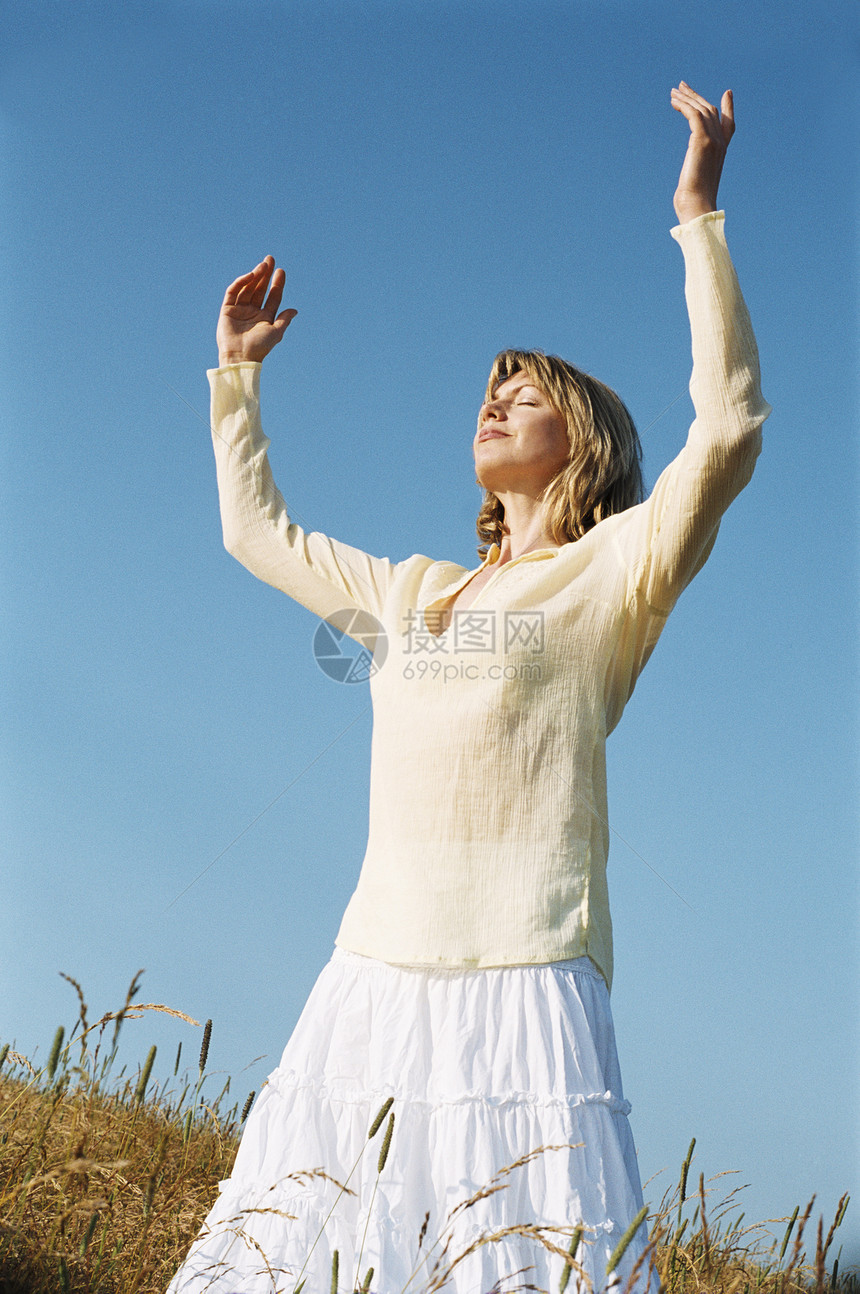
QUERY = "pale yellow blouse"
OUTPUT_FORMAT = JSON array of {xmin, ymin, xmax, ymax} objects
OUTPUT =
[{"xmin": 207, "ymin": 211, "xmax": 771, "ymax": 990}]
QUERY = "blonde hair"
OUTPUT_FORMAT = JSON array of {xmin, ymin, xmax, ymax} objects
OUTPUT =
[{"xmin": 475, "ymin": 349, "xmax": 644, "ymax": 558}]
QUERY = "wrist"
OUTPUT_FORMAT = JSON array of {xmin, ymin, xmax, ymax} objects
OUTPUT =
[
  {"xmin": 673, "ymin": 194, "xmax": 717, "ymax": 224},
  {"xmin": 217, "ymin": 352, "xmax": 258, "ymax": 366}
]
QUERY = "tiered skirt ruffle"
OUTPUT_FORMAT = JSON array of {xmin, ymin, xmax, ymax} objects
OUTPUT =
[{"xmin": 166, "ymin": 949, "xmax": 658, "ymax": 1294}]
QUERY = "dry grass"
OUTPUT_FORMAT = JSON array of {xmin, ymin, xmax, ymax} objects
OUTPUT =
[
  {"xmin": 0, "ymin": 973, "xmax": 240, "ymax": 1294},
  {"xmin": 0, "ymin": 980, "xmax": 854, "ymax": 1294}
]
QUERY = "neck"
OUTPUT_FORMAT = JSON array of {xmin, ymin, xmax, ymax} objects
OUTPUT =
[{"xmin": 492, "ymin": 491, "xmax": 557, "ymax": 563}]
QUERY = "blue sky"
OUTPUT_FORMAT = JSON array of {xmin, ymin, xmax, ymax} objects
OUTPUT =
[{"xmin": 2, "ymin": 0, "xmax": 858, "ymax": 1270}]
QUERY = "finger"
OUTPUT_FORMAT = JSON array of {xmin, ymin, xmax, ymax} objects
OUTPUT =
[
  {"xmin": 671, "ymin": 83, "xmax": 705, "ymax": 111},
  {"xmin": 670, "ymin": 90, "xmax": 713, "ymax": 134},
  {"xmin": 233, "ymin": 259, "xmax": 270, "ymax": 305},
  {"xmin": 274, "ymin": 308, "xmax": 298, "ymax": 331},
  {"xmin": 263, "ymin": 267, "xmax": 287, "ymax": 319},
  {"xmin": 670, "ymin": 85, "xmax": 709, "ymax": 120},
  {"xmin": 247, "ymin": 256, "xmax": 276, "ymax": 309},
  {"xmin": 670, "ymin": 93, "xmax": 696, "ymax": 122},
  {"xmin": 222, "ymin": 267, "xmax": 258, "ymax": 306},
  {"xmin": 265, "ymin": 310, "xmax": 298, "ymax": 350},
  {"xmin": 720, "ymin": 89, "xmax": 735, "ymax": 142},
  {"xmin": 672, "ymin": 82, "xmax": 721, "ymax": 124},
  {"xmin": 677, "ymin": 82, "xmax": 716, "ymax": 112},
  {"xmin": 671, "ymin": 86, "xmax": 725, "ymax": 146}
]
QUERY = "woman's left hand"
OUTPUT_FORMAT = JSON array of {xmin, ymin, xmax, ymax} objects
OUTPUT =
[{"xmin": 671, "ymin": 82, "xmax": 735, "ymax": 223}]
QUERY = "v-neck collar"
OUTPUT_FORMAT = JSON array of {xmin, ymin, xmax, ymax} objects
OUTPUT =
[{"xmin": 421, "ymin": 541, "xmax": 560, "ymax": 613}]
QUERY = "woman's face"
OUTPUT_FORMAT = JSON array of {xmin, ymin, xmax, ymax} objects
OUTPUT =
[{"xmin": 473, "ymin": 372, "xmax": 570, "ymax": 496}]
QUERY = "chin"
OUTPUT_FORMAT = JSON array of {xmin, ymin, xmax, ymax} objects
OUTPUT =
[
  {"xmin": 473, "ymin": 471, "xmax": 499, "ymax": 494},
  {"xmin": 474, "ymin": 464, "xmax": 505, "ymax": 494}
]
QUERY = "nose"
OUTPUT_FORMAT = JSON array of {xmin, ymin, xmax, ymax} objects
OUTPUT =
[{"xmin": 479, "ymin": 398, "xmax": 502, "ymax": 425}]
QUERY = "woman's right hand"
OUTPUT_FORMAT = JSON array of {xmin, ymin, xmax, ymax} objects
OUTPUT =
[{"xmin": 216, "ymin": 255, "xmax": 297, "ymax": 365}]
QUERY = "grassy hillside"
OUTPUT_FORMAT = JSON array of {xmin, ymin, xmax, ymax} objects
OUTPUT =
[{"xmin": 0, "ymin": 979, "xmax": 853, "ymax": 1294}]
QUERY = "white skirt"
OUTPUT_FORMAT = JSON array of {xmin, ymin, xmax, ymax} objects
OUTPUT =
[{"xmin": 167, "ymin": 949, "xmax": 657, "ymax": 1294}]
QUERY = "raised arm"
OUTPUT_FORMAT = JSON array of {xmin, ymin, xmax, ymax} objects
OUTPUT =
[
  {"xmin": 620, "ymin": 86, "xmax": 771, "ymax": 619},
  {"xmin": 208, "ymin": 260, "xmax": 396, "ymax": 629}
]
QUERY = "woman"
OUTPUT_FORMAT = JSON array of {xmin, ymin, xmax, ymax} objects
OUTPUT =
[{"xmin": 168, "ymin": 83, "xmax": 770, "ymax": 1294}]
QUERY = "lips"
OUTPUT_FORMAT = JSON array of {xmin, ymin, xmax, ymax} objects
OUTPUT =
[{"xmin": 478, "ymin": 429, "xmax": 509, "ymax": 441}]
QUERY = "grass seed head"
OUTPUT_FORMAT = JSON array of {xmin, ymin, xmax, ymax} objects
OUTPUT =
[
  {"xmin": 606, "ymin": 1204, "xmax": 649, "ymax": 1276},
  {"xmin": 367, "ymin": 1096, "xmax": 394, "ymax": 1139},
  {"xmin": 780, "ymin": 1206, "xmax": 800, "ymax": 1261},
  {"xmin": 134, "ymin": 1044, "xmax": 157, "ymax": 1105},
  {"xmin": 377, "ymin": 1111, "xmax": 395, "ymax": 1174},
  {"xmin": 46, "ymin": 1026, "xmax": 65, "ymax": 1082},
  {"xmin": 198, "ymin": 1019, "xmax": 212, "ymax": 1073},
  {"xmin": 679, "ymin": 1137, "xmax": 696, "ymax": 1203},
  {"xmin": 559, "ymin": 1225, "xmax": 583, "ymax": 1293}
]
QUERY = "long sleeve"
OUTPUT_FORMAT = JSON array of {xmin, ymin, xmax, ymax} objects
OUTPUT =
[
  {"xmin": 207, "ymin": 361, "xmax": 397, "ymax": 630},
  {"xmin": 622, "ymin": 210, "xmax": 772, "ymax": 615}
]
